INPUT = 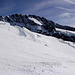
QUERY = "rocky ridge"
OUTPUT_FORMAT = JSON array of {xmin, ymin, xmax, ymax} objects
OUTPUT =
[{"xmin": 0, "ymin": 14, "xmax": 75, "ymax": 42}]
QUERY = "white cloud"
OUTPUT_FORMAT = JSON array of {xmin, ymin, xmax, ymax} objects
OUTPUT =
[
  {"xmin": 55, "ymin": 6, "xmax": 74, "ymax": 11},
  {"xmin": 35, "ymin": 0, "xmax": 53, "ymax": 10},
  {"xmin": 65, "ymin": 0, "xmax": 75, "ymax": 4},
  {"xmin": 60, "ymin": 13, "xmax": 71, "ymax": 17},
  {"xmin": 57, "ymin": 15, "xmax": 75, "ymax": 27}
]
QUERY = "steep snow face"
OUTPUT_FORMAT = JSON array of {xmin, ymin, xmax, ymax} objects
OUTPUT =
[
  {"xmin": 28, "ymin": 17, "xmax": 42, "ymax": 25},
  {"xmin": 0, "ymin": 21, "xmax": 75, "ymax": 75}
]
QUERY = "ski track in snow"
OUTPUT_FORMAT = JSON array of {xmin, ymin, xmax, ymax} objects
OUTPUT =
[{"xmin": 0, "ymin": 21, "xmax": 75, "ymax": 75}]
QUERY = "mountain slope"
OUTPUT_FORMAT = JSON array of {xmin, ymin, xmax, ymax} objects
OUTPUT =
[
  {"xmin": 0, "ymin": 21, "xmax": 75, "ymax": 75},
  {"xmin": 0, "ymin": 14, "xmax": 75, "ymax": 43},
  {"xmin": 50, "ymin": 20, "xmax": 75, "ymax": 31}
]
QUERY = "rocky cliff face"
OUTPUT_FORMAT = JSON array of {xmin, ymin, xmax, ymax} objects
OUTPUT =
[{"xmin": 0, "ymin": 14, "xmax": 75, "ymax": 43}]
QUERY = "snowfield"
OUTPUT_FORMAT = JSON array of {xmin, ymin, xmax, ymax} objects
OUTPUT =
[{"xmin": 0, "ymin": 21, "xmax": 75, "ymax": 75}]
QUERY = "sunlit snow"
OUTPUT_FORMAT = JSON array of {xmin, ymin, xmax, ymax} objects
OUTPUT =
[
  {"xmin": 28, "ymin": 17, "xmax": 42, "ymax": 25},
  {"xmin": 0, "ymin": 21, "xmax": 75, "ymax": 75}
]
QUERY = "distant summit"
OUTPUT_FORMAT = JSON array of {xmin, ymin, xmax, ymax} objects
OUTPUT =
[{"xmin": 0, "ymin": 14, "xmax": 75, "ymax": 42}]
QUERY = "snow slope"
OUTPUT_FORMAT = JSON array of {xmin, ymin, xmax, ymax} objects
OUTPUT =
[
  {"xmin": 0, "ymin": 21, "xmax": 75, "ymax": 75},
  {"xmin": 56, "ymin": 28, "xmax": 75, "ymax": 36},
  {"xmin": 28, "ymin": 17, "xmax": 42, "ymax": 25}
]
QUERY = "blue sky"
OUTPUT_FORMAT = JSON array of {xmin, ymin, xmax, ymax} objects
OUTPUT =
[{"xmin": 0, "ymin": 0, "xmax": 75, "ymax": 27}]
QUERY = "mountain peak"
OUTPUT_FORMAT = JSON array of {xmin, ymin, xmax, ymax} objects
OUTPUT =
[{"xmin": 0, "ymin": 14, "xmax": 75, "ymax": 43}]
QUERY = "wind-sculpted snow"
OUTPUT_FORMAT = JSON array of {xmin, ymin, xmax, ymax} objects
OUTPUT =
[{"xmin": 0, "ymin": 21, "xmax": 75, "ymax": 75}]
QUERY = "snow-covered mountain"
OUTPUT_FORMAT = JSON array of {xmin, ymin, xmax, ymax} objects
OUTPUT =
[
  {"xmin": 0, "ymin": 14, "xmax": 75, "ymax": 75},
  {"xmin": 0, "ymin": 14, "xmax": 75, "ymax": 43}
]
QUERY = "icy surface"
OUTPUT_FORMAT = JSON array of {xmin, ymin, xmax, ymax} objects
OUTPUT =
[{"xmin": 0, "ymin": 21, "xmax": 75, "ymax": 75}]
